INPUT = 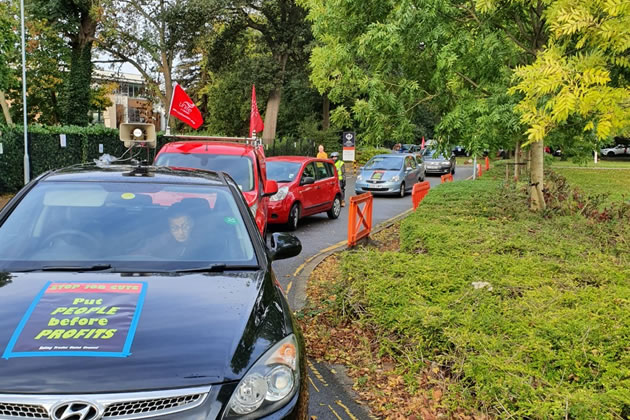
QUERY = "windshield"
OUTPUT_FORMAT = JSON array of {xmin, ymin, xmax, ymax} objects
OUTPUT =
[
  {"xmin": 422, "ymin": 149, "xmax": 447, "ymax": 160},
  {"xmin": 364, "ymin": 156, "xmax": 403, "ymax": 171},
  {"xmin": 266, "ymin": 161, "xmax": 302, "ymax": 183},
  {"xmin": 155, "ymin": 153, "xmax": 255, "ymax": 192},
  {"xmin": 0, "ymin": 182, "xmax": 257, "ymax": 272}
]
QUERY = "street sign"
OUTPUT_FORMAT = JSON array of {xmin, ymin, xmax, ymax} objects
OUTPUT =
[{"xmin": 342, "ymin": 131, "xmax": 356, "ymax": 161}]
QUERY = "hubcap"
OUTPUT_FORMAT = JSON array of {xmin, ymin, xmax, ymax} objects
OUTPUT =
[
  {"xmin": 291, "ymin": 207, "xmax": 298, "ymax": 227},
  {"xmin": 333, "ymin": 198, "xmax": 341, "ymax": 216}
]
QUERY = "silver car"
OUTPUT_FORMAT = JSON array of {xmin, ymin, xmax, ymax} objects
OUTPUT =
[
  {"xmin": 422, "ymin": 148, "xmax": 456, "ymax": 175},
  {"xmin": 355, "ymin": 154, "xmax": 424, "ymax": 197}
]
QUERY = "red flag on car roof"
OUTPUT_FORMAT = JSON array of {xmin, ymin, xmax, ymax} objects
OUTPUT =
[
  {"xmin": 169, "ymin": 83, "xmax": 203, "ymax": 129},
  {"xmin": 249, "ymin": 85, "xmax": 264, "ymax": 137},
  {"xmin": 421, "ymin": 136, "xmax": 425, "ymax": 149}
]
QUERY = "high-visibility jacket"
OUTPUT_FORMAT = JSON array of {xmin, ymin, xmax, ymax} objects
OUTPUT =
[{"xmin": 334, "ymin": 159, "xmax": 344, "ymax": 180}]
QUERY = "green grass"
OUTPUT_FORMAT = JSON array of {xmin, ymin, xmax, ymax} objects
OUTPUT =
[
  {"xmin": 554, "ymin": 168, "xmax": 630, "ymax": 205},
  {"xmin": 330, "ymin": 174, "xmax": 630, "ymax": 419},
  {"xmin": 549, "ymin": 157, "xmax": 630, "ymax": 168}
]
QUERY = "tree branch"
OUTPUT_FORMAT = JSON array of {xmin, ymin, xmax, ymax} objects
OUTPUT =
[{"xmin": 454, "ymin": 71, "xmax": 492, "ymax": 96}]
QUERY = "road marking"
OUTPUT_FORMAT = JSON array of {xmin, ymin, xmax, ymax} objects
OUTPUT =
[
  {"xmin": 328, "ymin": 405, "xmax": 344, "ymax": 420},
  {"xmin": 308, "ymin": 360, "xmax": 328, "ymax": 386},
  {"xmin": 286, "ymin": 281, "xmax": 293, "ymax": 295},
  {"xmin": 308, "ymin": 376, "xmax": 320, "ymax": 393},
  {"xmin": 293, "ymin": 239, "xmax": 348, "ymax": 277},
  {"xmin": 336, "ymin": 400, "xmax": 359, "ymax": 420}
]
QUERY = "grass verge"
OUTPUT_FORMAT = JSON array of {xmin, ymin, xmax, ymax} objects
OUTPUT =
[
  {"xmin": 299, "ymin": 169, "xmax": 630, "ymax": 419},
  {"xmin": 553, "ymin": 168, "xmax": 630, "ymax": 205}
]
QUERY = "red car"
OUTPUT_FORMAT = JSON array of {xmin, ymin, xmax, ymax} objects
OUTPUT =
[
  {"xmin": 154, "ymin": 140, "xmax": 277, "ymax": 236},
  {"xmin": 266, "ymin": 156, "xmax": 343, "ymax": 230}
]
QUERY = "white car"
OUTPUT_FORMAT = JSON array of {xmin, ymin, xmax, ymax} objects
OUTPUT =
[{"xmin": 600, "ymin": 144, "xmax": 628, "ymax": 157}]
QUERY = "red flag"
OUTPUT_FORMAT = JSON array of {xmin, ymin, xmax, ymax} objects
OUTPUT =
[
  {"xmin": 169, "ymin": 84, "xmax": 203, "ymax": 129},
  {"xmin": 421, "ymin": 136, "xmax": 425, "ymax": 149},
  {"xmin": 249, "ymin": 85, "xmax": 264, "ymax": 137}
]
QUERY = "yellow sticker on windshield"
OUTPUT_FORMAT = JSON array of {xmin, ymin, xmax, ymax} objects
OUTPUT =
[{"xmin": 121, "ymin": 193, "xmax": 135, "ymax": 200}]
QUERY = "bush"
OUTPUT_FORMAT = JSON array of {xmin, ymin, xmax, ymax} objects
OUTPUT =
[
  {"xmin": 356, "ymin": 146, "xmax": 392, "ymax": 165},
  {"xmin": 336, "ymin": 177, "xmax": 630, "ymax": 418},
  {"xmin": 0, "ymin": 124, "xmax": 170, "ymax": 194}
]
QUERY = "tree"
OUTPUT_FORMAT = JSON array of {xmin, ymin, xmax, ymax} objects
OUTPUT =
[
  {"xmin": 225, "ymin": 0, "xmax": 314, "ymax": 143},
  {"xmin": 510, "ymin": 0, "xmax": 630, "ymax": 146},
  {"xmin": 98, "ymin": 0, "xmax": 221, "ymax": 124},
  {"xmin": 0, "ymin": 0, "xmax": 18, "ymax": 125},
  {"xmin": 29, "ymin": 0, "xmax": 102, "ymax": 126}
]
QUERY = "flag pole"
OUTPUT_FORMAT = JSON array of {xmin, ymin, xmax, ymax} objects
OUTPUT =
[
  {"xmin": 165, "ymin": 82, "xmax": 177, "ymax": 136},
  {"xmin": 20, "ymin": 0, "xmax": 30, "ymax": 184}
]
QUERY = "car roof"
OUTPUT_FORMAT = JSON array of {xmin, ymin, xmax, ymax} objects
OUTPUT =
[
  {"xmin": 158, "ymin": 141, "xmax": 257, "ymax": 157},
  {"xmin": 267, "ymin": 156, "xmax": 327, "ymax": 163},
  {"xmin": 372, "ymin": 153, "xmax": 409, "ymax": 158},
  {"xmin": 39, "ymin": 164, "xmax": 227, "ymax": 186}
]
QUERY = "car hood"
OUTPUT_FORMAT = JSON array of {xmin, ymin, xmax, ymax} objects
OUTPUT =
[
  {"xmin": 424, "ymin": 156, "xmax": 449, "ymax": 162},
  {"xmin": 360, "ymin": 169, "xmax": 401, "ymax": 180},
  {"xmin": 0, "ymin": 271, "xmax": 290, "ymax": 393}
]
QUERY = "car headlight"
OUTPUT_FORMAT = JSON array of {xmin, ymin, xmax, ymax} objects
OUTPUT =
[
  {"xmin": 270, "ymin": 186, "xmax": 289, "ymax": 202},
  {"xmin": 224, "ymin": 334, "xmax": 300, "ymax": 419},
  {"xmin": 249, "ymin": 202, "xmax": 258, "ymax": 218},
  {"xmin": 390, "ymin": 175, "xmax": 400, "ymax": 182},
  {"xmin": 357, "ymin": 174, "xmax": 363, "ymax": 181},
  {"xmin": 441, "ymin": 162, "xmax": 451, "ymax": 166}
]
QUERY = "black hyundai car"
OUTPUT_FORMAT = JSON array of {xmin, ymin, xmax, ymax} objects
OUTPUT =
[{"xmin": 0, "ymin": 164, "xmax": 308, "ymax": 419}]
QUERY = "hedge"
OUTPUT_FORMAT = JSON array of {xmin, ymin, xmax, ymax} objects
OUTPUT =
[{"xmin": 0, "ymin": 125, "xmax": 174, "ymax": 194}]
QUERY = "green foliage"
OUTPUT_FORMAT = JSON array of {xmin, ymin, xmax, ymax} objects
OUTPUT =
[
  {"xmin": 0, "ymin": 1, "xmax": 18, "ymax": 92},
  {"xmin": 356, "ymin": 147, "xmax": 392, "ymax": 165},
  {"xmin": 0, "ymin": 124, "xmax": 136, "ymax": 193},
  {"xmin": 509, "ymin": 0, "xmax": 630, "ymax": 144},
  {"xmin": 555, "ymin": 168, "xmax": 630, "ymax": 205},
  {"xmin": 334, "ymin": 177, "xmax": 630, "ymax": 418}
]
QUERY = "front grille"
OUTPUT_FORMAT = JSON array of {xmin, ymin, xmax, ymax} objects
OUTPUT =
[
  {"xmin": 0, "ymin": 402, "xmax": 48, "ymax": 419},
  {"xmin": 103, "ymin": 393, "xmax": 204, "ymax": 418}
]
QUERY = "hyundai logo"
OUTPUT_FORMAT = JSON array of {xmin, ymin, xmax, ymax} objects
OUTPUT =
[{"xmin": 51, "ymin": 401, "xmax": 100, "ymax": 420}]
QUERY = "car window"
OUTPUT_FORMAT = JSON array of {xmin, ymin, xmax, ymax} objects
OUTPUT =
[
  {"xmin": 365, "ymin": 156, "xmax": 403, "ymax": 171},
  {"xmin": 326, "ymin": 162, "xmax": 335, "ymax": 178},
  {"xmin": 155, "ymin": 153, "xmax": 254, "ymax": 192},
  {"xmin": 302, "ymin": 163, "xmax": 315, "ymax": 180},
  {"xmin": 0, "ymin": 182, "xmax": 257, "ymax": 271},
  {"xmin": 266, "ymin": 161, "xmax": 302, "ymax": 183},
  {"xmin": 314, "ymin": 162, "xmax": 330, "ymax": 180}
]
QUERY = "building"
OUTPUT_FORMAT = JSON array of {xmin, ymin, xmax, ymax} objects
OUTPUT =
[{"xmin": 92, "ymin": 70, "xmax": 165, "ymax": 131}]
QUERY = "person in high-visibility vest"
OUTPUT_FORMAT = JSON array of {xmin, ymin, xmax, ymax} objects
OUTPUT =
[{"xmin": 330, "ymin": 152, "xmax": 345, "ymax": 207}]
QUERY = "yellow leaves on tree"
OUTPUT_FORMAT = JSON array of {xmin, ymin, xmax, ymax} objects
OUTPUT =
[{"xmin": 511, "ymin": 0, "xmax": 630, "ymax": 143}]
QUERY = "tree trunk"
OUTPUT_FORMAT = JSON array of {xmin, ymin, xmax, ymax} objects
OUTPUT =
[
  {"xmin": 62, "ymin": 43, "xmax": 93, "ymax": 126},
  {"xmin": 262, "ymin": 88, "xmax": 282, "ymax": 145},
  {"xmin": 322, "ymin": 94, "xmax": 330, "ymax": 130},
  {"xmin": 529, "ymin": 140, "xmax": 546, "ymax": 211},
  {"xmin": 514, "ymin": 139, "xmax": 521, "ymax": 181},
  {"xmin": 0, "ymin": 91, "xmax": 13, "ymax": 125}
]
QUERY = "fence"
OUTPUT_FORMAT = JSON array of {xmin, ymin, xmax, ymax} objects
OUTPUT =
[{"xmin": 348, "ymin": 193, "xmax": 373, "ymax": 247}]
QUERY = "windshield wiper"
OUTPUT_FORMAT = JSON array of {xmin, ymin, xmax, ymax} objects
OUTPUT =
[
  {"xmin": 21, "ymin": 264, "xmax": 113, "ymax": 272},
  {"xmin": 171, "ymin": 264, "xmax": 260, "ymax": 273}
]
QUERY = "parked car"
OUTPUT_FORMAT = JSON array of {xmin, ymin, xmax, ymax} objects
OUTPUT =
[
  {"xmin": 452, "ymin": 145, "xmax": 469, "ymax": 156},
  {"xmin": 422, "ymin": 148, "xmax": 456, "ymax": 174},
  {"xmin": 0, "ymin": 163, "xmax": 308, "ymax": 419},
  {"xmin": 154, "ymin": 140, "xmax": 277, "ymax": 236},
  {"xmin": 600, "ymin": 144, "xmax": 628, "ymax": 157},
  {"xmin": 266, "ymin": 156, "xmax": 343, "ymax": 231},
  {"xmin": 355, "ymin": 153, "xmax": 424, "ymax": 197},
  {"xmin": 399, "ymin": 144, "xmax": 422, "ymax": 154}
]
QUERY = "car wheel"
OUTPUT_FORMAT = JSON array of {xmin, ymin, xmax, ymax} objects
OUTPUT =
[
  {"xmin": 287, "ymin": 203, "xmax": 300, "ymax": 231},
  {"xmin": 399, "ymin": 182, "xmax": 406, "ymax": 198},
  {"xmin": 327, "ymin": 195, "xmax": 342, "ymax": 219},
  {"xmin": 419, "ymin": 171, "xmax": 425, "ymax": 182},
  {"xmin": 607, "ymin": 151, "xmax": 615, "ymax": 157},
  {"xmin": 451, "ymin": 166, "xmax": 455, "ymax": 175}
]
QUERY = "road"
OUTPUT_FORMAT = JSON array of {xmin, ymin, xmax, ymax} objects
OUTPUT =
[{"xmin": 270, "ymin": 166, "xmax": 474, "ymax": 419}]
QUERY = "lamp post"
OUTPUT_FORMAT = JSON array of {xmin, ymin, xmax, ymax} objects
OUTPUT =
[{"xmin": 20, "ymin": 0, "xmax": 30, "ymax": 184}]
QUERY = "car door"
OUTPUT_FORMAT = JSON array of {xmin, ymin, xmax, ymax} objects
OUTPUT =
[
  {"xmin": 404, "ymin": 156, "xmax": 417, "ymax": 187},
  {"xmin": 313, "ymin": 161, "xmax": 334, "ymax": 208},
  {"xmin": 297, "ymin": 163, "xmax": 318, "ymax": 214}
]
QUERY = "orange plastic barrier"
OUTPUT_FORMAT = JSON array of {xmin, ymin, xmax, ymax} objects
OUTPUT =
[
  {"xmin": 440, "ymin": 173, "xmax": 453, "ymax": 183},
  {"xmin": 485, "ymin": 156, "xmax": 490, "ymax": 171},
  {"xmin": 477, "ymin": 163, "xmax": 482, "ymax": 177},
  {"xmin": 348, "ymin": 193, "xmax": 373, "ymax": 247},
  {"xmin": 412, "ymin": 181, "xmax": 431, "ymax": 210}
]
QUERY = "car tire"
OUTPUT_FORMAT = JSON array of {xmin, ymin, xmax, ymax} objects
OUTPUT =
[
  {"xmin": 451, "ymin": 166, "xmax": 455, "ymax": 175},
  {"xmin": 419, "ymin": 171, "xmax": 425, "ymax": 182},
  {"xmin": 398, "ymin": 182, "xmax": 406, "ymax": 198},
  {"xmin": 327, "ymin": 195, "xmax": 342, "ymax": 219},
  {"xmin": 607, "ymin": 152, "xmax": 615, "ymax": 157},
  {"xmin": 287, "ymin": 203, "xmax": 300, "ymax": 231}
]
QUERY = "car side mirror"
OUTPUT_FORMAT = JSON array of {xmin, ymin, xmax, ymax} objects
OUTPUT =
[
  {"xmin": 263, "ymin": 180, "xmax": 278, "ymax": 197},
  {"xmin": 300, "ymin": 176, "xmax": 315, "ymax": 186},
  {"xmin": 268, "ymin": 232, "xmax": 302, "ymax": 261}
]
